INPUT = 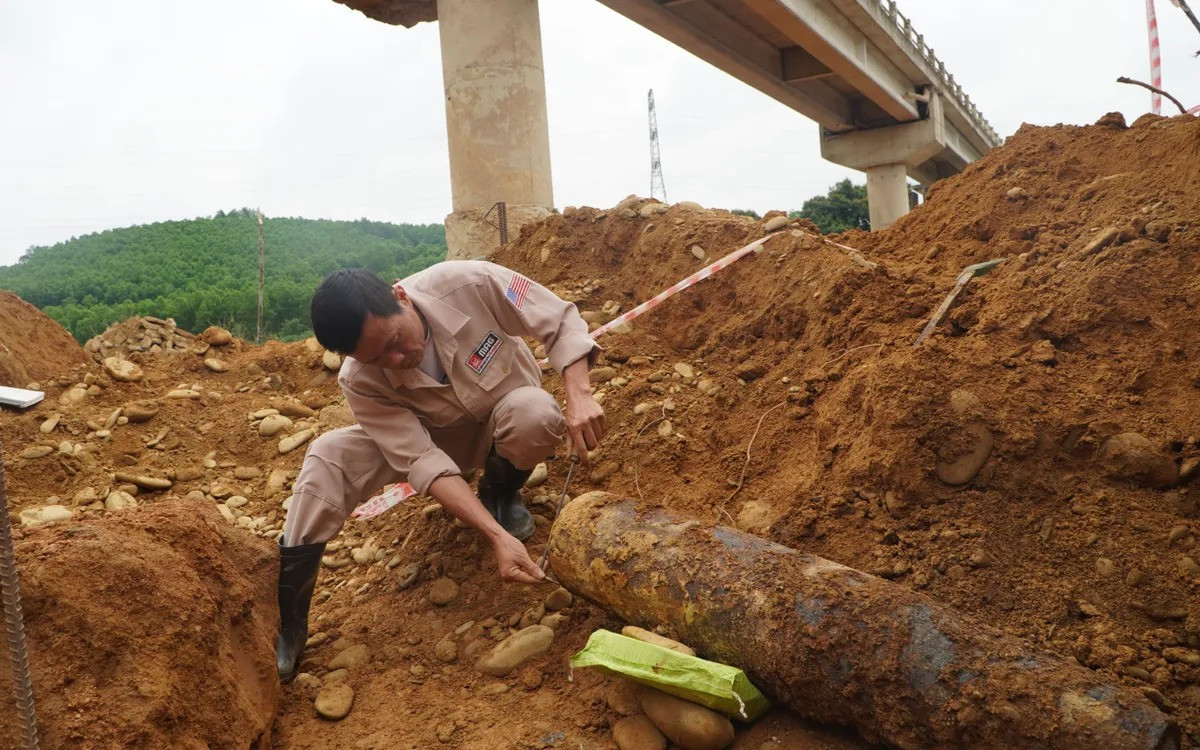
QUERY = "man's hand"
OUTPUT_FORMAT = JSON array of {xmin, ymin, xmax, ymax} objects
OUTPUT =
[
  {"xmin": 494, "ymin": 532, "xmax": 548, "ymax": 583},
  {"xmin": 429, "ymin": 475, "xmax": 547, "ymax": 584},
  {"xmin": 561, "ymin": 358, "xmax": 606, "ymax": 464}
]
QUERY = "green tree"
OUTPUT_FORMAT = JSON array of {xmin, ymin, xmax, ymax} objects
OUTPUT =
[
  {"xmin": 730, "ymin": 209, "xmax": 761, "ymax": 219},
  {"xmin": 789, "ymin": 179, "xmax": 869, "ymax": 234},
  {"xmin": 0, "ymin": 214, "xmax": 447, "ymax": 342}
]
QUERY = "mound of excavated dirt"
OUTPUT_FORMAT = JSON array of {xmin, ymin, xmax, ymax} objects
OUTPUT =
[
  {"xmin": 0, "ymin": 290, "xmax": 89, "ymax": 388},
  {"xmin": 0, "ymin": 501, "xmax": 278, "ymax": 749},
  {"xmin": 0, "ymin": 112, "xmax": 1197, "ymax": 749},
  {"xmin": 491, "ymin": 112, "xmax": 1200, "ymax": 744}
]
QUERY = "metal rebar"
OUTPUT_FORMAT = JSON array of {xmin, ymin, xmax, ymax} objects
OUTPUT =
[
  {"xmin": 0, "ymin": 443, "xmax": 40, "ymax": 749},
  {"xmin": 497, "ymin": 201, "xmax": 509, "ymax": 246},
  {"xmin": 482, "ymin": 201, "xmax": 510, "ymax": 247}
]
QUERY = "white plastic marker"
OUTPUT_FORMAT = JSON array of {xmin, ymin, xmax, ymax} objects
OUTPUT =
[
  {"xmin": 352, "ymin": 482, "xmax": 417, "ymax": 519},
  {"xmin": 1147, "ymin": 0, "xmax": 1163, "ymax": 115}
]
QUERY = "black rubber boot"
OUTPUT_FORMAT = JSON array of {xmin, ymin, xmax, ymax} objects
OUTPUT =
[
  {"xmin": 276, "ymin": 540, "xmax": 325, "ymax": 682},
  {"xmin": 477, "ymin": 450, "xmax": 535, "ymax": 541}
]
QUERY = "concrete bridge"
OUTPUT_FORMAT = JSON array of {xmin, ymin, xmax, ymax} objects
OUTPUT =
[{"xmin": 335, "ymin": 0, "xmax": 1000, "ymax": 258}]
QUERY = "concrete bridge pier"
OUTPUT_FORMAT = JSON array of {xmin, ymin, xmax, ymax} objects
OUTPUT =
[
  {"xmin": 437, "ymin": 0, "xmax": 553, "ymax": 260},
  {"xmin": 820, "ymin": 91, "xmax": 949, "ymax": 230}
]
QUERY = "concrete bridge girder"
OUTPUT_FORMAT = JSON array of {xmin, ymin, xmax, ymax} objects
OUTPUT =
[
  {"xmin": 599, "ymin": 0, "xmax": 860, "ymax": 130},
  {"xmin": 740, "ymin": 0, "xmax": 920, "ymax": 125}
]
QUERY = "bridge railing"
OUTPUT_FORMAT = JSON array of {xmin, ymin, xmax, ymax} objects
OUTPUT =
[{"xmin": 872, "ymin": 0, "xmax": 1002, "ymax": 147}]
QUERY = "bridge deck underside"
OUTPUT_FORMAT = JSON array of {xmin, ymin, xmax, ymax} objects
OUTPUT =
[{"xmin": 599, "ymin": 0, "xmax": 998, "ymax": 181}]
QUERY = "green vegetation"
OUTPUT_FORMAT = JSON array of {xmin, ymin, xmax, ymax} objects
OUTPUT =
[
  {"xmin": 790, "ymin": 179, "xmax": 870, "ymax": 234},
  {"xmin": 0, "ymin": 210, "xmax": 445, "ymax": 342}
]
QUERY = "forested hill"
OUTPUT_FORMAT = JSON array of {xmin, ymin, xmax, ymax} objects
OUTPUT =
[{"xmin": 0, "ymin": 210, "xmax": 446, "ymax": 342}]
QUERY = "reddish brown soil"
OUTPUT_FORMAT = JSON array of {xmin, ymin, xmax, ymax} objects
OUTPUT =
[
  {"xmin": 0, "ymin": 111, "xmax": 1197, "ymax": 749},
  {"xmin": 0, "ymin": 502, "xmax": 278, "ymax": 749},
  {"xmin": 0, "ymin": 290, "xmax": 89, "ymax": 387}
]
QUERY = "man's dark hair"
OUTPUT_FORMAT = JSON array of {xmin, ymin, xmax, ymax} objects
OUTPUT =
[{"xmin": 310, "ymin": 269, "xmax": 402, "ymax": 354}]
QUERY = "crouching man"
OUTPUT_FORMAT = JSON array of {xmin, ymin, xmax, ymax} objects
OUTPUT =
[{"xmin": 276, "ymin": 261, "xmax": 605, "ymax": 680}]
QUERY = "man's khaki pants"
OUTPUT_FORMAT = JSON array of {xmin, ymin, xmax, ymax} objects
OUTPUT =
[{"xmin": 282, "ymin": 386, "xmax": 564, "ymax": 545}]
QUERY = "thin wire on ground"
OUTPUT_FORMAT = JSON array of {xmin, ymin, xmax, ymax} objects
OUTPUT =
[{"xmin": 721, "ymin": 400, "xmax": 788, "ymax": 509}]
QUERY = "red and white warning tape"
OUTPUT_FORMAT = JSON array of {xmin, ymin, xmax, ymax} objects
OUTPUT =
[
  {"xmin": 352, "ymin": 481, "xmax": 417, "ymax": 519},
  {"xmin": 577, "ymin": 228, "xmax": 875, "ymax": 347},
  {"xmin": 585, "ymin": 233, "xmax": 776, "ymax": 341},
  {"xmin": 1147, "ymin": 0, "xmax": 1164, "ymax": 114}
]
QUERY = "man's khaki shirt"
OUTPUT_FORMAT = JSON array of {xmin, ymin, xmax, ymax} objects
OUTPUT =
[{"xmin": 337, "ymin": 261, "xmax": 598, "ymax": 494}]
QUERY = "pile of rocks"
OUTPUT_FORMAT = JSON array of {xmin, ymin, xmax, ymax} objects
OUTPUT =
[{"xmin": 83, "ymin": 316, "xmax": 203, "ymax": 361}]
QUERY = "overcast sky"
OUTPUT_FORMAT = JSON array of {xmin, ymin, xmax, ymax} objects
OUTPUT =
[{"xmin": 1, "ymin": 0, "xmax": 1197, "ymax": 266}]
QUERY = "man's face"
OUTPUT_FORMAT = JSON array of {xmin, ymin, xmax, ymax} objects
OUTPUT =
[{"xmin": 350, "ymin": 287, "xmax": 426, "ymax": 371}]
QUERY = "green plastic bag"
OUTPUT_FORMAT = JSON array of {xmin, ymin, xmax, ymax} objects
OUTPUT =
[{"xmin": 569, "ymin": 629, "xmax": 770, "ymax": 721}]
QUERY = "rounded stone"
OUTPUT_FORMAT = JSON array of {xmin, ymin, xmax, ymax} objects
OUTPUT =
[
  {"xmin": 525, "ymin": 463, "xmax": 549, "ymax": 488},
  {"xmin": 620, "ymin": 625, "xmax": 694, "ymax": 656},
  {"xmin": 544, "ymin": 587, "xmax": 573, "ymax": 612},
  {"xmin": 105, "ymin": 491, "xmax": 138, "ymax": 512},
  {"xmin": 202, "ymin": 326, "xmax": 233, "ymax": 346},
  {"xmin": 328, "ymin": 644, "xmax": 371, "ymax": 670},
  {"xmin": 590, "ymin": 366, "xmax": 619, "ymax": 383},
  {"xmin": 233, "ymin": 466, "xmax": 261, "ymax": 480},
  {"xmin": 396, "ymin": 563, "xmax": 422, "ymax": 590},
  {"xmin": 475, "ymin": 625, "xmax": 555, "ymax": 677},
  {"xmin": 763, "ymin": 215, "xmax": 791, "ymax": 232},
  {"xmin": 434, "ymin": 638, "xmax": 458, "ymax": 663},
  {"xmin": 607, "ymin": 678, "xmax": 642, "ymax": 716},
  {"xmin": 19, "ymin": 505, "xmax": 74, "ymax": 527},
  {"xmin": 314, "ymin": 682, "xmax": 354, "ymax": 720},
  {"xmin": 428, "ymin": 577, "xmax": 460, "ymax": 606},
  {"xmin": 103, "ymin": 357, "xmax": 143, "ymax": 383},
  {"xmin": 278, "ymin": 429, "xmax": 315, "ymax": 455},
  {"xmin": 935, "ymin": 422, "xmax": 994, "ymax": 485},
  {"xmin": 258, "ymin": 414, "xmax": 293, "ymax": 437},
  {"xmin": 613, "ymin": 714, "xmax": 667, "ymax": 750},
  {"xmin": 292, "ymin": 672, "xmax": 323, "ymax": 700},
  {"xmin": 640, "ymin": 687, "xmax": 734, "ymax": 750},
  {"xmin": 1099, "ymin": 433, "xmax": 1178, "ymax": 488}
]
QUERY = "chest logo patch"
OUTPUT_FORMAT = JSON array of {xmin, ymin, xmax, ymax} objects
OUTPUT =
[{"xmin": 466, "ymin": 331, "xmax": 502, "ymax": 374}]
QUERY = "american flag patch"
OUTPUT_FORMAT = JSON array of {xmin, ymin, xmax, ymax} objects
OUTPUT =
[{"xmin": 505, "ymin": 273, "xmax": 531, "ymax": 310}]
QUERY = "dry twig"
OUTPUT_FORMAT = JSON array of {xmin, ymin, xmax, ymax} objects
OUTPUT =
[
  {"xmin": 636, "ymin": 403, "xmax": 669, "ymax": 437},
  {"xmin": 1116, "ymin": 76, "xmax": 1188, "ymax": 114}
]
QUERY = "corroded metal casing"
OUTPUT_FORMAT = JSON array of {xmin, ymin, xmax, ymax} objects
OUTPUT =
[{"xmin": 548, "ymin": 493, "xmax": 1178, "ymax": 750}]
